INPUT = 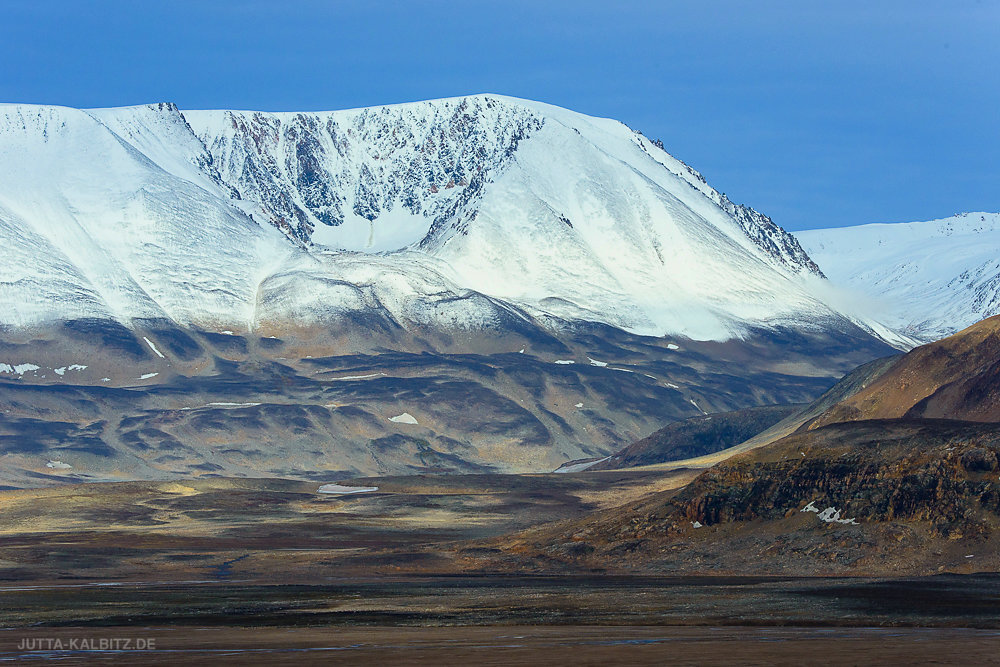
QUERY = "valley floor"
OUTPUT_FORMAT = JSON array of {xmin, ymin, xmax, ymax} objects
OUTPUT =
[
  {"xmin": 3, "ymin": 577, "xmax": 1000, "ymax": 665},
  {"xmin": 2, "ymin": 473, "xmax": 999, "ymax": 664}
]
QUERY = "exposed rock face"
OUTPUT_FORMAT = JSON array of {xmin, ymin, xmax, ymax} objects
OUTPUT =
[
  {"xmin": 485, "ymin": 420, "xmax": 1000, "ymax": 576},
  {"xmin": 717, "ymin": 193, "xmax": 824, "ymax": 277},
  {"xmin": 671, "ymin": 420, "xmax": 1000, "ymax": 538},
  {"xmin": 188, "ymin": 98, "xmax": 545, "ymax": 246}
]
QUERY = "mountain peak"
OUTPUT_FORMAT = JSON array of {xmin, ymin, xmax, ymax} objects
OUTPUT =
[{"xmin": 0, "ymin": 97, "xmax": 873, "ymax": 341}]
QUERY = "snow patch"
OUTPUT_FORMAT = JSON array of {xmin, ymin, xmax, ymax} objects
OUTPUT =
[
  {"xmin": 143, "ymin": 336, "xmax": 165, "ymax": 358},
  {"xmin": 802, "ymin": 501, "xmax": 858, "ymax": 525},
  {"xmin": 46, "ymin": 460, "xmax": 72, "ymax": 469},
  {"xmin": 575, "ymin": 402, "xmax": 584, "ymax": 408},
  {"xmin": 138, "ymin": 372, "xmax": 159, "ymax": 380},
  {"xmin": 554, "ymin": 456, "xmax": 611, "ymax": 473},
  {"xmin": 318, "ymin": 484, "xmax": 379, "ymax": 495},
  {"xmin": 0, "ymin": 363, "xmax": 39, "ymax": 375},
  {"xmin": 389, "ymin": 412, "xmax": 418, "ymax": 424},
  {"xmin": 588, "ymin": 358, "xmax": 608, "ymax": 367},
  {"xmin": 667, "ymin": 343, "xmax": 680, "ymax": 350},
  {"xmin": 329, "ymin": 372, "xmax": 385, "ymax": 381},
  {"xmin": 554, "ymin": 359, "xmax": 575, "ymax": 365},
  {"xmin": 691, "ymin": 521, "xmax": 703, "ymax": 528}
]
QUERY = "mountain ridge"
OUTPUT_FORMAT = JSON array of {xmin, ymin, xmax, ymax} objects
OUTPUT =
[
  {"xmin": 1, "ymin": 95, "xmax": 892, "ymax": 344},
  {"xmin": 0, "ymin": 95, "xmax": 906, "ymax": 484},
  {"xmin": 797, "ymin": 211, "xmax": 1000, "ymax": 343}
]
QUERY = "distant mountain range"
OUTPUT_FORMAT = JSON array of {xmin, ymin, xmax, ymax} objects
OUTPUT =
[
  {"xmin": 5, "ymin": 95, "xmax": 994, "ymax": 484},
  {"xmin": 797, "ymin": 212, "xmax": 1000, "ymax": 343}
]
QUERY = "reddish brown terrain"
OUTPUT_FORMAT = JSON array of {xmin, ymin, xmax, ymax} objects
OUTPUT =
[
  {"xmin": 808, "ymin": 315, "xmax": 1000, "ymax": 428},
  {"xmin": 471, "ymin": 316, "xmax": 1000, "ymax": 577}
]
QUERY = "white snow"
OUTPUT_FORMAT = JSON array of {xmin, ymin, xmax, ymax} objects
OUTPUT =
[
  {"xmin": 797, "ymin": 212, "xmax": 1000, "ymax": 342},
  {"xmin": 689, "ymin": 399, "xmax": 707, "ymax": 414},
  {"xmin": 207, "ymin": 402, "xmax": 260, "ymax": 408},
  {"xmin": 328, "ymin": 372, "xmax": 385, "ymax": 381},
  {"xmin": 388, "ymin": 412, "xmax": 418, "ymax": 424},
  {"xmin": 143, "ymin": 336, "xmax": 165, "ymax": 358},
  {"xmin": 0, "ymin": 363, "xmax": 40, "ymax": 375},
  {"xmin": 312, "ymin": 206, "xmax": 431, "ymax": 252},
  {"xmin": 575, "ymin": 402, "xmax": 584, "ymax": 408},
  {"xmin": 802, "ymin": 501, "xmax": 858, "ymax": 525},
  {"xmin": 0, "ymin": 97, "xmax": 887, "ymax": 345},
  {"xmin": 691, "ymin": 521, "xmax": 703, "ymax": 528},
  {"xmin": 588, "ymin": 358, "xmax": 608, "ymax": 367},
  {"xmin": 666, "ymin": 383, "xmax": 680, "ymax": 389},
  {"xmin": 554, "ymin": 456, "xmax": 611, "ymax": 473},
  {"xmin": 54, "ymin": 367, "xmax": 66, "ymax": 376},
  {"xmin": 317, "ymin": 484, "xmax": 379, "ymax": 495},
  {"xmin": 138, "ymin": 372, "xmax": 159, "ymax": 380},
  {"xmin": 554, "ymin": 360, "xmax": 575, "ymax": 365},
  {"xmin": 46, "ymin": 460, "xmax": 72, "ymax": 469},
  {"xmin": 666, "ymin": 343, "xmax": 680, "ymax": 350}
]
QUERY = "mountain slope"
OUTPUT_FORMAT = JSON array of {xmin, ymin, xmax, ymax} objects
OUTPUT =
[
  {"xmin": 588, "ymin": 403, "xmax": 802, "ymax": 470},
  {"xmin": 805, "ymin": 314, "xmax": 1000, "ymax": 429},
  {"xmin": 1, "ymin": 96, "xmax": 900, "ymax": 343},
  {"xmin": 797, "ymin": 212, "xmax": 1000, "ymax": 343},
  {"xmin": 0, "ymin": 96, "xmax": 904, "ymax": 485},
  {"xmin": 487, "ymin": 316, "xmax": 1000, "ymax": 576}
]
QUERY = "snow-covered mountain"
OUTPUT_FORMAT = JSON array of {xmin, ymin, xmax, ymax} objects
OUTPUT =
[
  {"xmin": 0, "ymin": 95, "xmax": 907, "ymax": 485},
  {"xmin": 797, "ymin": 212, "xmax": 1000, "ymax": 343},
  {"xmin": 0, "ymin": 95, "xmax": 888, "ymax": 342}
]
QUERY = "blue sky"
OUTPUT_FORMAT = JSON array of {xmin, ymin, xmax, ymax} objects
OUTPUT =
[{"xmin": 2, "ymin": 0, "xmax": 996, "ymax": 231}]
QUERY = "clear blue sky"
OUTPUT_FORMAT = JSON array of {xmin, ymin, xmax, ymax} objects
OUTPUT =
[{"xmin": 2, "ymin": 0, "xmax": 997, "ymax": 231}]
